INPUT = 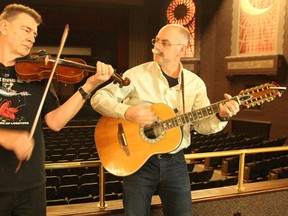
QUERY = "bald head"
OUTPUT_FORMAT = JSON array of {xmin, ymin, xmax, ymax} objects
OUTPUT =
[{"xmin": 159, "ymin": 24, "xmax": 190, "ymax": 46}]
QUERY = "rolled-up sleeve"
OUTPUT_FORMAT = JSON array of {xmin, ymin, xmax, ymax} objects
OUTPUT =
[{"xmin": 91, "ymin": 85, "xmax": 131, "ymax": 119}]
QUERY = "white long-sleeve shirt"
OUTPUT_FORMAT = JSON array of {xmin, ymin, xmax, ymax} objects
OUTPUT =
[{"xmin": 91, "ymin": 61, "xmax": 227, "ymax": 153}]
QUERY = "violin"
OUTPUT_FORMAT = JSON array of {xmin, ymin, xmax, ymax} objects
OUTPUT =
[{"xmin": 15, "ymin": 50, "xmax": 130, "ymax": 87}]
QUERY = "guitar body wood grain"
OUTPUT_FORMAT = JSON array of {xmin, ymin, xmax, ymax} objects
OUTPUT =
[{"xmin": 95, "ymin": 103, "xmax": 182, "ymax": 177}]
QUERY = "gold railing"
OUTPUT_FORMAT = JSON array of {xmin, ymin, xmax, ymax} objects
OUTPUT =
[{"xmin": 45, "ymin": 145, "xmax": 288, "ymax": 209}]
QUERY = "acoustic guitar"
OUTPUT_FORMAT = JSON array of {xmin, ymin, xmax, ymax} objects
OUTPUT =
[{"xmin": 95, "ymin": 82, "xmax": 285, "ymax": 176}]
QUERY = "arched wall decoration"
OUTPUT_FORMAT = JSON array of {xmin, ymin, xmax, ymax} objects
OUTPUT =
[
  {"xmin": 225, "ymin": 0, "xmax": 287, "ymax": 79},
  {"xmin": 238, "ymin": 0, "xmax": 277, "ymax": 54},
  {"xmin": 166, "ymin": 0, "xmax": 196, "ymax": 57},
  {"xmin": 230, "ymin": 0, "xmax": 285, "ymax": 56}
]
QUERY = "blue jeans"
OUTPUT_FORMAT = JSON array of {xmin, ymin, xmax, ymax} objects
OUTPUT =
[{"xmin": 123, "ymin": 150, "xmax": 192, "ymax": 216}]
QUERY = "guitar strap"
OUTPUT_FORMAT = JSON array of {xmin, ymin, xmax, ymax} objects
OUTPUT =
[{"xmin": 181, "ymin": 70, "xmax": 185, "ymax": 113}]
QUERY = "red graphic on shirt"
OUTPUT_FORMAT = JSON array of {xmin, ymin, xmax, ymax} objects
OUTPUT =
[{"xmin": 0, "ymin": 100, "xmax": 18, "ymax": 120}]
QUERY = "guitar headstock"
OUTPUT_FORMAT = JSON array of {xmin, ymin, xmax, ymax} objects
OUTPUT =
[{"xmin": 239, "ymin": 82, "xmax": 286, "ymax": 108}]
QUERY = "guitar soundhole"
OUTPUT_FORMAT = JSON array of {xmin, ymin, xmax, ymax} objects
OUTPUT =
[
  {"xmin": 139, "ymin": 117, "xmax": 165, "ymax": 144},
  {"xmin": 144, "ymin": 127, "xmax": 157, "ymax": 139}
]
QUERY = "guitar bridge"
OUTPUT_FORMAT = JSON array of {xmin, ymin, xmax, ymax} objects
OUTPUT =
[{"xmin": 117, "ymin": 123, "xmax": 130, "ymax": 156}]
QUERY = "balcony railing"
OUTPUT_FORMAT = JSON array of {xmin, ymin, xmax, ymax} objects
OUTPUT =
[{"xmin": 45, "ymin": 145, "xmax": 288, "ymax": 209}]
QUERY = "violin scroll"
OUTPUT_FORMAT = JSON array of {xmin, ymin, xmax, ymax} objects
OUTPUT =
[{"xmin": 111, "ymin": 71, "xmax": 130, "ymax": 87}]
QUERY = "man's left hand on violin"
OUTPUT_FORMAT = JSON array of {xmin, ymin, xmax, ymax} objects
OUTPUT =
[{"xmin": 83, "ymin": 61, "xmax": 114, "ymax": 93}]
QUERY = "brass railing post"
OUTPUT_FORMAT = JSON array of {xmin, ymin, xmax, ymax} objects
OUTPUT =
[
  {"xmin": 236, "ymin": 151, "xmax": 246, "ymax": 192},
  {"xmin": 98, "ymin": 165, "xmax": 107, "ymax": 209}
]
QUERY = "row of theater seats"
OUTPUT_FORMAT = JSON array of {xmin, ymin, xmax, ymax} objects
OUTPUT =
[
  {"xmin": 189, "ymin": 130, "xmax": 288, "ymax": 183},
  {"xmin": 44, "ymin": 126, "xmax": 99, "ymax": 163},
  {"xmin": 243, "ymin": 155, "xmax": 288, "ymax": 182},
  {"xmin": 47, "ymin": 173, "xmax": 99, "ymax": 187},
  {"xmin": 204, "ymin": 137, "xmax": 287, "ymax": 169},
  {"xmin": 186, "ymin": 162, "xmax": 239, "ymax": 190},
  {"xmin": 43, "ymin": 125, "xmax": 287, "ymax": 205},
  {"xmin": 190, "ymin": 130, "xmax": 287, "ymax": 154},
  {"xmin": 47, "ymin": 194, "xmax": 123, "ymax": 206},
  {"xmin": 190, "ymin": 176, "xmax": 238, "ymax": 190},
  {"xmin": 45, "ymin": 162, "xmax": 220, "ymax": 205},
  {"xmin": 221, "ymin": 148, "xmax": 288, "ymax": 177},
  {"xmin": 190, "ymin": 130, "xmax": 229, "ymax": 144},
  {"xmin": 46, "ymin": 165, "xmax": 123, "ymax": 206},
  {"xmin": 46, "ymin": 190, "xmax": 122, "ymax": 206},
  {"xmin": 46, "ymin": 164, "xmax": 223, "ymax": 206},
  {"xmin": 46, "ymin": 180, "xmax": 123, "ymax": 204},
  {"xmin": 193, "ymin": 135, "xmax": 266, "ymax": 156},
  {"xmin": 44, "ymin": 124, "xmax": 123, "ymax": 205},
  {"xmin": 269, "ymin": 166, "xmax": 288, "ymax": 180},
  {"xmin": 45, "ymin": 150, "xmax": 98, "ymax": 163}
]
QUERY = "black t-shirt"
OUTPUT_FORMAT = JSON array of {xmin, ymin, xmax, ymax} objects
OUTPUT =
[
  {"xmin": 161, "ymin": 69, "xmax": 179, "ymax": 87},
  {"xmin": 0, "ymin": 65, "xmax": 60, "ymax": 192}
]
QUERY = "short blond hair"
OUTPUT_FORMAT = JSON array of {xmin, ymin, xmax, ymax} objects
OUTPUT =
[{"xmin": 0, "ymin": 3, "xmax": 42, "ymax": 25}]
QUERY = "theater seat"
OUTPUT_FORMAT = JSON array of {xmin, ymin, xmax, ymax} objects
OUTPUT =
[
  {"xmin": 46, "ymin": 175, "xmax": 60, "ymax": 187},
  {"xmin": 105, "ymin": 180, "xmax": 123, "ymax": 194},
  {"xmin": 79, "ymin": 182, "xmax": 99, "ymax": 197},
  {"xmin": 68, "ymin": 195, "xmax": 95, "ymax": 204},
  {"xmin": 194, "ymin": 169, "xmax": 214, "ymax": 183},
  {"xmin": 79, "ymin": 173, "xmax": 99, "ymax": 185},
  {"xmin": 78, "ymin": 152, "xmax": 91, "ymax": 160},
  {"xmin": 63, "ymin": 153, "xmax": 77, "ymax": 161},
  {"xmin": 46, "ymin": 186, "xmax": 57, "ymax": 200},
  {"xmin": 57, "ymin": 184, "xmax": 79, "ymax": 199},
  {"xmin": 49, "ymin": 154, "xmax": 62, "ymax": 162},
  {"xmin": 46, "ymin": 198, "xmax": 68, "ymax": 206},
  {"xmin": 61, "ymin": 174, "xmax": 79, "ymax": 185}
]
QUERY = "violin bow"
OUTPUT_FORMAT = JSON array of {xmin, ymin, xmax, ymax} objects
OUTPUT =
[{"xmin": 15, "ymin": 24, "xmax": 70, "ymax": 172}]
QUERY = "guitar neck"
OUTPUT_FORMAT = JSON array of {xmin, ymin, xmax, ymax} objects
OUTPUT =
[{"xmin": 158, "ymin": 96, "xmax": 241, "ymax": 131}]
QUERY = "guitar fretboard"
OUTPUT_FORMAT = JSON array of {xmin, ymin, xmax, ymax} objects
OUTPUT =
[{"xmin": 157, "ymin": 96, "xmax": 240, "ymax": 131}]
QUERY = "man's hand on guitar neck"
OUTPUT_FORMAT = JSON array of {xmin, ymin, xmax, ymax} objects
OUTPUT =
[
  {"xmin": 124, "ymin": 105, "xmax": 156, "ymax": 126},
  {"xmin": 218, "ymin": 93, "xmax": 240, "ymax": 119}
]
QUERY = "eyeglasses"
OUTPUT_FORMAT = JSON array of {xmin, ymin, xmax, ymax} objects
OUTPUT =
[{"xmin": 151, "ymin": 38, "xmax": 183, "ymax": 47}]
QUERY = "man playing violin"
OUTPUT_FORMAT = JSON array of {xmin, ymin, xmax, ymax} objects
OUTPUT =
[{"xmin": 0, "ymin": 4, "xmax": 113, "ymax": 215}]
